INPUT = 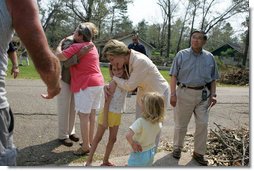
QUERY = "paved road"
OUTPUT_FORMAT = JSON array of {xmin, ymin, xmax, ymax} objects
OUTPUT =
[{"xmin": 6, "ymin": 79, "xmax": 249, "ymax": 166}]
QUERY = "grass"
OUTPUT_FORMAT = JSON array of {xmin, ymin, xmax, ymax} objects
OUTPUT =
[
  {"xmin": 7, "ymin": 60, "xmax": 246, "ymax": 87},
  {"xmin": 6, "ymin": 59, "xmax": 170, "ymax": 83},
  {"xmin": 7, "ymin": 59, "xmax": 40, "ymax": 79}
]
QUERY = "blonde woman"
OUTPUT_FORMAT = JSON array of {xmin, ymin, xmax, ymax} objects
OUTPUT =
[
  {"xmin": 126, "ymin": 92, "xmax": 165, "ymax": 166},
  {"xmin": 102, "ymin": 39, "xmax": 169, "ymax": 149}
]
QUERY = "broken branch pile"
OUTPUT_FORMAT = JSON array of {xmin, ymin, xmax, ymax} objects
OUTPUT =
[{"xmin": 207, "ymin": 122, "xmax": 249, "ymax": 166}]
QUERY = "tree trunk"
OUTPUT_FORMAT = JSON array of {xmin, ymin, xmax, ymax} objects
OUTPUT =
[
  {"xmin": 189, "ymin": 6, "xmax": 197, "ymax": 47},
  {"xmin": 166, "ymin": 1, "xmax": 171, "ymax": 58},
  {"xmin": 110, "ymin": 7, "xmax": 115, "ymax": 35},
  {"xmin": 242, "ymin": 27, "xmax": 249, "ymax": 67},
  {"xmin": 176, "ymin": 3, "xmax": 190, "ymax": 52}
]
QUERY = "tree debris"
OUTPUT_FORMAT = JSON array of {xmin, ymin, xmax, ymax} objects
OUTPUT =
[
  {"xmin": 158, "ymin": 123, "xmax": 249, "ymax": 166},
  {"xmin": 207, "ymin": 123, "xmax": 249, "ymax": 166}
]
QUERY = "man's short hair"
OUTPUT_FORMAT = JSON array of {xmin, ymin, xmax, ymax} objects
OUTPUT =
[{"xmin": 191, "ymin": 30, "xmax": 207, "ymax": 40}]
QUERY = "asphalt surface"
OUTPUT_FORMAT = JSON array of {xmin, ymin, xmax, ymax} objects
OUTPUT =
[{"xmin": 5, "ymin": 79, "xmax": 250, "ymax": 167}]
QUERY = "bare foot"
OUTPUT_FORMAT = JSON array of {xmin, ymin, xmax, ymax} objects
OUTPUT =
[{"xmin": 84, "ymin": 162, "xmax": 92, "ymax": 166}]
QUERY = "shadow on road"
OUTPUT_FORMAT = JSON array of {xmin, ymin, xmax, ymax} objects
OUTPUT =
[
  {"xmin": 153, "ymin": 152, "xmax": 200, "ymax": 167},
  {"xmin": 16, "ymin": 139, "xmax": 80, "ymax": 166}
]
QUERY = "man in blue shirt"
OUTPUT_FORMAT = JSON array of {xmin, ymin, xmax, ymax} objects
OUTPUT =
[
  {"xmin": 128, "ymin": 34, "xmax": 147, "ymax": 56},
  {"xmin": 169, "ymin": 30, "xmax": 219, "ymax": 166}
]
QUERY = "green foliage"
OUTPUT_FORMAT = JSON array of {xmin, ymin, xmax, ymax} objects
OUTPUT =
[
  {"xmin": 214, "ymin": 56, "xmax": 227, "ymax": 71},
  {"xmin": 220, "ymin": 48, "xmax": 235, "ymax": 57},
  {"xmin": 7, "ymin": 59, "xmax": 40, "ymax": 79},
  {"xmin": 6, "ymin": 61, "xmax": 170, "ymax": 83},
  {"xmin": 150, "ymin": 56, "xmax": 164, "ymax": 66},
  {"xmin": 100, "ymin": 66, "xmax": 111, "ymax": 83}
]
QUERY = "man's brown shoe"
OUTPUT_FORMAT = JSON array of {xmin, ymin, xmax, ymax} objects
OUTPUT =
[
  {"xmin": 70, "ymin": 134, "xmax": 79, "ymax": 142},
  {"xmin": 193, "ymin": 152, "xmax": 208, "ymax": 166},
  {"xmin": 172, "ymin": 149, "xmax": 181, "ymax": 159},
  {"xmin": 59, "ymin": 138, "xmax": 73, "ymax": 147}
]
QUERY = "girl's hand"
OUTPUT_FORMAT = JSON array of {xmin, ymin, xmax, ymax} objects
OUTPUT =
[
  {"xmin": 104, "ymin": 84, "xmax": 113, "ymax": 100},
  {"xmin": 131, "ymin": 142, "xmax": 142, "ymax": 152},
  {"xmin": 102, "ymin": 120, "xmax": 108, "ymax": 129}
]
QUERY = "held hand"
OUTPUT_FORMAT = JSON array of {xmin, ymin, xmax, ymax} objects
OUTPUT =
[{"xmin": 131, "ymin": 142, "xmax": 143, "ymax": 152}]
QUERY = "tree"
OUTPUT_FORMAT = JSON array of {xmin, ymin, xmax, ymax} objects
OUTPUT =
[
  {"xmin": 176, "ymin": 1, "xmax": 191, "ymax": 52},
  {"xmin": 105, "ymin": 0, "xmax": 132, "ymax": 35},
  {"xmin": 65, "ymin": 0, "xmax": 95, "ymax": 22},
  {"xmin": 38, "ymin": 0, "xmax": 76, "ymax": 47},
  {"xmin": 114, "ymin": 16, "xmax": 133, "ymax": 35},
  {"xmin": 242, "ymin": 17, "xmax": 249, "ymax": 67},
  {"xmin": 188, "ymin": 0, "xmax": 200, "ymax": 46},
  {"xmin": 158, "ymin": 0, "xmax": 179, "ymax": 57},
  {"xmin": 200, "ymin": 0, "xmax": 248, "ymax": 33},
  {"xmin": 136, "ymin": 20, "xmax": 148, "ymax": 40}
]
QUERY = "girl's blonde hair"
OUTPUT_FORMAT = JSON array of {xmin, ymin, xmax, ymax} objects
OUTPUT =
[
  {"xmin": 102, "ymin": 39, "xmax": 130, "ymax": 59},
  {"xmin": 142, "ymin": 92, "xmax": 165, "ymax": 124}
]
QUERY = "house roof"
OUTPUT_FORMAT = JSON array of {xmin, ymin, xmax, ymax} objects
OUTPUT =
[{"xmin": 211, "ymin": 42, "xmax": 244, "ymax": 56}]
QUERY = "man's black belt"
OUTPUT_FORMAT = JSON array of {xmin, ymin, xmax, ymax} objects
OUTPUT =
[{"xmin": 178, "ymin": 83, "xmax": 206, "ymax": 90}]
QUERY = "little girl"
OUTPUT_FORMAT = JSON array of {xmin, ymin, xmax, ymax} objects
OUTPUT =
[
  {"xmin": 85, "ymin": 64, "xmax": 128, "ymax": 166},
  {"xmin": 126, "ymin": 92, "xmax": 165, "ymax": 166}
]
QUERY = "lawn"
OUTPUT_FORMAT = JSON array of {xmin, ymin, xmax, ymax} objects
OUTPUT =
[{"xmin": 6, "ymin": 59, "xmax": 170, "ymax": 82}]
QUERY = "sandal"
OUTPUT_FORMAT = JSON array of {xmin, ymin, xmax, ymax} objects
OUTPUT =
[
  {"xmin": 73, "ymin": 147, "xmax": 90, "ymax": 156},
  {"xmin": 100, "ymin": 162, "xmax": 115, "ymax": 166}
]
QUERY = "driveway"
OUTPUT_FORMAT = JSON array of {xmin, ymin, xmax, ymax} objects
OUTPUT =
[{"xmin": 6, "ymin": 79, "xmax": 249, "ymax": 166}]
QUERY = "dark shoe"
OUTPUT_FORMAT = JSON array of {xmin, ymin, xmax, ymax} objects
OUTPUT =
[
  {"xmin": 172, "ymin": 149, "xmax": 181, "ymax": 159},
  {"xmin": 59, "ymin": 138, "xmax": 73, "ymax": 147},
  {"xmin": 69, "ymin": 134, "xmax": 79, "ymax": 142},
  {"xmin": 193, "ymin": 152, "xmax": 208, "ymax": 166}
]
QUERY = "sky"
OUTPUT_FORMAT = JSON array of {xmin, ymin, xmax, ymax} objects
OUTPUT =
[
  {"xmin": 127, "ymin": 0, "xmax": 163, "ymax": 25},
  {"xmin": 127, "ymin": 0, "xmax": 249, "ymax": 35}
]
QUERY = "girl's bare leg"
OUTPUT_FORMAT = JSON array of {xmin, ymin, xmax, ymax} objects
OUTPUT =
[
  {"xmin": 85, "ymin": 124, "xmax": 106, "ymax": 166},
  {"xmin": 102, "ymin": 126, "xmax": 119, "ymax": 164}
]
